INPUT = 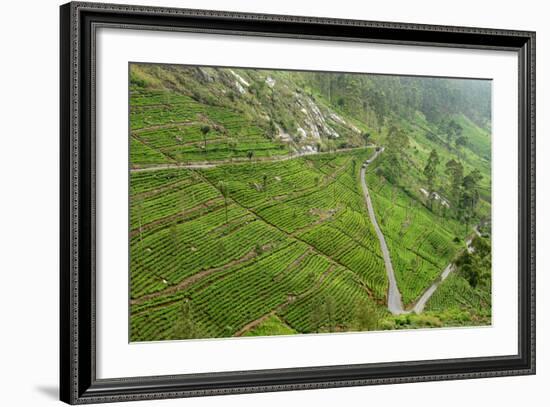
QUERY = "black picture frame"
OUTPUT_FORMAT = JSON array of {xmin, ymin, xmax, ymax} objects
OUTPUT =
[{"xmin": 60, "ymin": 1, "xmax": 536, "ymax": 404}]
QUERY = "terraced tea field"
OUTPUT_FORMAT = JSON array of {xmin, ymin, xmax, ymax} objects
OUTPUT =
[
  {"xmin": 363, "ymin": 166, "xmax": 465, "ymax": 306},
  {"xmin": 130, "ymin": 89, "xmax": 290, "ymax": 167},
  {"xmin": 129, "ymin": 145, "xmax": 484, "ymax": 340},
  {"xmin": 128, "ymin": 63, "xmax": 492, "ymax": 341},
  {"xmin": 130, "ymin": 148, "xmax": 397, "ymax": 341}
]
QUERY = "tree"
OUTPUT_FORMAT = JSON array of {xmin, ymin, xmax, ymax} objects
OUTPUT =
[
  {"xmin": 445, "ymin": 159, "xmax": 464, "ymax": 213},
  {"xmin": 172, "ymin": 299, "xmax": 204, "ymax": 339},
  {"xmin": 460, "ymin": 169, "xmax": 482, "ymax": 221},
  {"xmin": 200, "ymin": 125, "xmax": 211, "ymax": 151},
  {"xmin": 362, "ymin": 132, "xmax": 371, "ymax": 145},
  {"xmin": 455, "ymin": 236, "xmax": 491, "ymax": 289},
  {"xmin": 246, "ymin": 150, "xmax": 254, "ymax": 160},
  {"xmin": 423, "ymin": 149, "xmax": 440, "ymax": 210},
  {"xmin": 353, "ymin": 300, "xmax": 379, "ymax": 331},
  {"xmin": 309, "ymin": 295, "xmax": 338, "ymax": 333},
  {"xmin": 266, "ymin": 119, "xmax": 277, "ymax": 140},
  {"xmin": 217, "ymin": 181, "xmax": 230, "ymax": 224},
  {"xmin": 442, "ymin": 119, "xmax": 463, "ymax": 149},
  {"xmin": 371, "ymin": 90, "xmax": 388, "ymax": 132},
  {"xmin": 380, "ymin": 125, "xmax": 409, "ymax": 184},
  {"xmin": 454, "ymin": 135, "xmax": 467, "ymax": 158}
]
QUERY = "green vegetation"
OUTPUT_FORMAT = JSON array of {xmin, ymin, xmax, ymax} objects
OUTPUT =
[
  {"xmin": 129, "ymin": 63, "xmax": 492, "ymax": 341},
  {"xmin": 243, "ymin": 315, "xmax": 297, "ymax": 337},
  {"xmin": 421, "ymin": 236, "xmax": 492, "ymax": 327}
]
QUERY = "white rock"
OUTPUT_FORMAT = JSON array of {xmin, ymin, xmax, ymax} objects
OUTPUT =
[
  {"xmin": 276, "ymin": 125, "xmax": 292, "ymax": 141},
  {"xmin": 235, "ymin": 81, "xmax": 246, "ymax": 95},
  {"xmin": 265, "ymin": 76, "xmax": 276, "ymax": 88},
  {"xmin": 229, "ymin": 69, "xmax": 250, "ymax": 87},
  {"xmin": 330, "ymin": 112, "xmax": 346, "ymax": 125}
]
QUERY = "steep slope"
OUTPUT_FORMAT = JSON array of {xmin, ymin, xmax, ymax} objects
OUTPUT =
[
  {"xmin": 129, "ymin": 63, "xmax": 493, "ymax": 340},
  {"xmin": 130, "ymin": 64, "xmax": 372, "ymax": 168}
]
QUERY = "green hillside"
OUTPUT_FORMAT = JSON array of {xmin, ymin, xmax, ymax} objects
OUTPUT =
[{"xmin": 129, "ymin": 63, "xmax": 492, "ymax": 341}]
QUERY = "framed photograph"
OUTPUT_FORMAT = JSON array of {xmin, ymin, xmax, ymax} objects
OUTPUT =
[{"xmin": 60, "ymin": 1, "xmax": 536, "ymax": 404}]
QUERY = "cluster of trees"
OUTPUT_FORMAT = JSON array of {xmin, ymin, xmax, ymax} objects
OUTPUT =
[
  {"xmin": 310, "ymin": 295, "xmax": 380, "ymax": 333},
  {"xmin": 423, "ymin": 149, "xmax": 440, "ymax": 210},
  {"xmin": 422, "ymin": 149, "xmax": 483, "ymax": 222},
  {"xmin": 378, "ymin": 125, "xmax": 409, "ymax": 184},
  {"xmin": 445, "ymin": 159, "xmax": 482, "ymax": 222},
  {"xmin": 303, "ymin": 73, "xmax": 491, "ymax": 130},
  {"xmin": 437, "ymin": 118, "xmax": 468, "ymax": 155},
  {"xmin": 172, "ymin": 299, "xmax": 205, "ymax": 339},
  {"xmin": 455, "ymin": 235, "xmax": 491, "ymax": 289}
]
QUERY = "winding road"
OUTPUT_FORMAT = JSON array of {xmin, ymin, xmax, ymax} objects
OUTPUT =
[
  {"xmin": 360, "ymin": 147, "xmax": 477, "ymax": 315},
  {"xmin": 137, "ymin": 140, "xmax": 477, "ymax": 316},
  {"xmin": 411, "ymin": 228, "xmax": 480, "ymax": 313},
  {"xmin": 360, "ymin": 147, "xmax": 406, "ymax": 314}
]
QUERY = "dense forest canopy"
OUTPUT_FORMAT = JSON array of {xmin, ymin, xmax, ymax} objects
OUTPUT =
[{"xmin": 302, "ymin": 72, "xmax": 491, "ymax": 130}]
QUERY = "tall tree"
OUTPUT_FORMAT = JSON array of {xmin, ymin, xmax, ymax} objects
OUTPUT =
[
  {"xmin": 460, "ymin": 168, "xmax": 483, "ymax": 220},
  {"xmin": 445, "ymin": 159, "xmax": 464, "ymax": 212},
  {"xmin": 200, "ymin": 125, "xmax": 210, "ymax": 151},
  {"xmin": 423, "ymin": 148, "xmax": 440, "ymax": 210},
  {"xmin": 381, "ymin": 125, "xmax": 409, "ymax": 184},
  {"xmin": 371, "ymin": 90, "xmax": 388, "ymax": 132}
]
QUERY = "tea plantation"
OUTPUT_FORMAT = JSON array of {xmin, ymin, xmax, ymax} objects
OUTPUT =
[{"xmin": 129, "ymin": 63, "xmax": 492, "ymax": 341}]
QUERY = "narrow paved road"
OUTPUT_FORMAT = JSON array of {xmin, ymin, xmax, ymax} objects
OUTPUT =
[
  {"xmin": 360, "ymin": 147, "xmax": 406, "ymax": 315},
  {"xmin": 411, "ymin": 264, "xmax": 453, "ymax": 314},
  {"xmin": 411, "ymin": 230, "xmax": 478, "ymax": 313},
  {"xmin": 360, "ymin": 148, "xmax": 480, "ymax": 315},
  {"xmin": 130, "ymin": 146, "xmax": 373, "ymax": 173},
  {"xmin": 130, "ymin": 150, "xmax": 319, "ymax": 172}
]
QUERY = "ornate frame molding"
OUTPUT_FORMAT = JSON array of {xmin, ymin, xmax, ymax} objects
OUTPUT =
[{"xmin": 60, "ymin": 2, "xmax": 535, "ymax": 404}]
